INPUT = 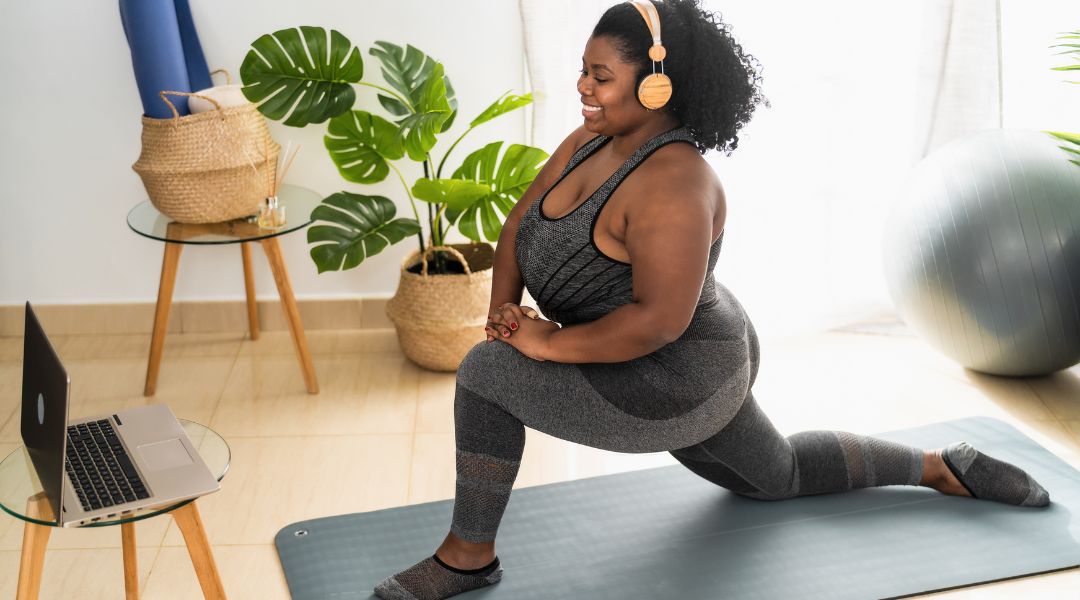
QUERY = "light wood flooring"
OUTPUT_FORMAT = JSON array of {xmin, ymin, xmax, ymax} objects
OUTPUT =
[{"xmin": 0, "ymin": 322, "xmax": 1078, "ymax": 598}]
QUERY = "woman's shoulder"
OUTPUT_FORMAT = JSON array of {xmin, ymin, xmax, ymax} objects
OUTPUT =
[
  {"xmin": 625, "ymin": 139, "xmax": 725, "ymax": 219},
  {"xmin": 637, "ymin": 138, "xmax": 715, "ymax": 188}
]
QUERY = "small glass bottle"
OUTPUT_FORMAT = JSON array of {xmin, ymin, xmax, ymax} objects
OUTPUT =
[{"xmin": 257, "ymin": 196, "xmax": 286, "ymax": 229}]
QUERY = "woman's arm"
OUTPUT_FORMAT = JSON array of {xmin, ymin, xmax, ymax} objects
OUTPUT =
[{"xmin": 488, "ymin": 125, "xmax": 593, "ymax": 315}]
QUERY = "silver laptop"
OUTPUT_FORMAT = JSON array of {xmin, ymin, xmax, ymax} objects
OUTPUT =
[{"xmin": 20, "ymin": 302, "xmax": 220, "ymax": 527}]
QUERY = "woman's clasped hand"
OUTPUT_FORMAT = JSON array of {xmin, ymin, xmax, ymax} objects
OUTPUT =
[{"xmin": 485, "ymin": 302, "xmax": 561, "ymax": 362}]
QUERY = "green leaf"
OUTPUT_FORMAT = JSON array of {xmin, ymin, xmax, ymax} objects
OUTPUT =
[
  {"xmin": 307, "ymin": 192, "xmax": 421, "ymax": 272},
  {"xmin": 324, "ymin": 110, "xmax": 405, "ymax": 184},
  {"xmin": 240, "ymin": 26, "xmax": 364, "ymax": 127},
  {"xmin": 1043, "ymin": 132, "xmax": 1080, "ymax": 170},
  {"xmin": 1046, "ymin": 130, "xmax": 1080, "ymax": 145},
  {"xmin": 437, "ymin": 142, "xmax": 549, "ymax": 242},
  {"xmin": 470, "ymin": 91, "xmax": 533, "ymax": 128},
  {"xmin": 393, "ymin": 63, "xmax": 453, "ymax": 160},
  {"xmin": 453, "ymin": 142, "xmax": 550, "ymax": 200},
  {"xmin": 368, "ymin": 41, "xmax": 459, "ymax": 133},
  {"xmin": 441, "ymin": 78, "xmax": 458, "ymax": 133},
  {"xmin": 412, "ymin": 179, "xmax": 491, "ymax": 210}
]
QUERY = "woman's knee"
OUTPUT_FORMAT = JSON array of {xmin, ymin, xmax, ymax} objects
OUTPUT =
[{"xmin": 457, "ymin": 340, "xmax": 512, "ymax": 388}]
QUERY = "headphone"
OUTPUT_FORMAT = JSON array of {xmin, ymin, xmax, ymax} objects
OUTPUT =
[{"xmin": 626, "ymin": 0, "xmax": 672, "ymax": 110}]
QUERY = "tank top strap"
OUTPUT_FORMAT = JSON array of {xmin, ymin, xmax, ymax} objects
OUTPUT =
[
  {"xmin": 558, "ymin": 132, "xmax": 611, "ymax": 178},
  {"xmin": 597, "ymin": 125, "xmax": 697, "ymax": 195},
  {"xmin": 616, "ymin": 125, "xmax": 696, "ymax": 176}
]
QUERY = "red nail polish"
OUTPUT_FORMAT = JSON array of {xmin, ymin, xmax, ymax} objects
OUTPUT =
[{"xmin": 510, "ymin": 322, "xmax": 518, "ymax": 330}]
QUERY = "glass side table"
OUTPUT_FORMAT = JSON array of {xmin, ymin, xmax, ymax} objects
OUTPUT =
[
  {"xmin": 127, "ymin": 183, "xmax": 321, "ymax": 396},
  {"xmin": 0, "ymin": 420, "xmax": 231, "ymax": 600}
]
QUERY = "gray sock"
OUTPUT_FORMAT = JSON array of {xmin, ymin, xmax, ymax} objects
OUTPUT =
[
  {"xmin": 373, "ymin": 555, "xmax": 502, "ymax": 600},
  {"xmin": 942, "ymin": 441, "xmax": 1050, "ymax": 507}
]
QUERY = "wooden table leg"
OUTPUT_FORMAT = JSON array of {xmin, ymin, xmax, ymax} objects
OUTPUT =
[
  {"xmin": 172, "ymin": 502, "xmax": 226, "ymax": 599},
  {"xmin": 240, "ymin": 242, "xmax": 260, "ymax": 341},
  {"xmin": 260, "ymin": 237, "xmax": 319, "ymax": 394},
  {"xmin": 144, "ymin": 242, "xmax": 182, "ymax": 396},
  {"xmin": 17, "ymin": 494, "xmax": 53, "ymax": 600},
  {"xmin": 122, "ymin": 522, "xmax": 138, "ymax": 599}
]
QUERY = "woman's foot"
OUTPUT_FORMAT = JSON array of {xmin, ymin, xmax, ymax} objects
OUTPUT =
[
  {"xmin": 373, "ymin": 532, "xmax": 502, "ymax": 600},
  {"xmin": 434, "ymin": 531, "xmax": 496, "ymax": 570},
  {"xmin": 922, "ymin": 448, "xmax": 972, "ymax": 498},
  {"xmin": 922, "ymin": 443, "xmax": 1050, "ymax": 507}
]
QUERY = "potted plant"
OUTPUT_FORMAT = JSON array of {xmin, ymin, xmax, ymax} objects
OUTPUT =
[
  {"xmin": 238, "ymin": 26, "xmax": 548, "ymax": 371},
  {"xmin": 1046, "ymin": 28, "xmax": 1080, "ymax": 163}
]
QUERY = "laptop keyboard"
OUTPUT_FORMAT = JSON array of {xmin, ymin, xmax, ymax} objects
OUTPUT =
[{"xmin": 65, "ymin": 419, "xmax": 149, "ymax": 512}]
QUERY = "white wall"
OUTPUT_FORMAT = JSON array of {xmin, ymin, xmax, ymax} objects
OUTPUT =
[
  {"xmin": 3, "ymin": 0, "xmax": 1079, "ymax": 336},
  {"xmin": 0, "ymin": 0, "xmax": 525, "ymax": 304}
]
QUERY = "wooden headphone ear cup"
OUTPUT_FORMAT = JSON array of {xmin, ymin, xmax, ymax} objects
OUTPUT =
[{"xmin": 637, "ymin": 73, "xmax": 672, "ymax": 109}]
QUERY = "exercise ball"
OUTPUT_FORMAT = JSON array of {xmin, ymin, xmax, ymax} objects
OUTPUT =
[{"xmin": 883, "ymin": 128, "xmax": 1080, "ymax": 376}]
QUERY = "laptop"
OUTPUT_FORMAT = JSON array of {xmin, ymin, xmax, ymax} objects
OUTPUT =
[{"xmin": 20, "ymin": 302, "xmax": 220, "ymax": 527}]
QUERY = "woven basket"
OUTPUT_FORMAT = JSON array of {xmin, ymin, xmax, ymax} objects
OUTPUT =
[
  {"xmin": 132, "ymin": 89, "xmax": 280, "ymax": 224},
  {"xmin": 386, "ymin": 242, "xmax": 495, "ymax": 372}
]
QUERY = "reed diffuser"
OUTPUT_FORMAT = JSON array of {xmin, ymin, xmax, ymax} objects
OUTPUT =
[{"xmin": 257, "ymin": 138, "xmax": 300, "ymax": 229}]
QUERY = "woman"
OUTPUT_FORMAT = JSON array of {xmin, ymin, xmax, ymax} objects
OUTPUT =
[{"xmin": 375, "ymin": 1, "xmax": 1050, "ymax": 598}]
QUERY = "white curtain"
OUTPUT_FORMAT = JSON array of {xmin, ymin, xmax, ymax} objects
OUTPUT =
[{"xmin": 518, "ymin": 0, "xmax": 1001, "ymax": 339}]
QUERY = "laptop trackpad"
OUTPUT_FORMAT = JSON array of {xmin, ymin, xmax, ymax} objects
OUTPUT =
[{"xmin": 137, "ymin": 439, "xmax": 193, "ymax": 471}]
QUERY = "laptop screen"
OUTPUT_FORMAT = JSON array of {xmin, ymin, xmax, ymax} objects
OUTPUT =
[{"xmin": 20, "ymin": 302, "xmax": 69, "ymax": 524}]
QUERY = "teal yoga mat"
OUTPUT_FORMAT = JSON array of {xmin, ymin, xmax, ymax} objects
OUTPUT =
[{"xmin": 275, "ymin": 416, "xmax": 1080, "ymax": 599}]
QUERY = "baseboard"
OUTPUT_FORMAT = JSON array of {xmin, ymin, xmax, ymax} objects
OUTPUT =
[{"xmin": 0, "ymin": 297, "xmax": 396, "ymax": 337}]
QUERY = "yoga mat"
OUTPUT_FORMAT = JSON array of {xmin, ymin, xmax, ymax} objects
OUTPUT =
[
  {"xmin": 276, "ymin": 416, "xmax": 1080, "ymax": 599},
  {"xmin": 119, "ymin": 0, "xmax": 212, "ymax": 117}
]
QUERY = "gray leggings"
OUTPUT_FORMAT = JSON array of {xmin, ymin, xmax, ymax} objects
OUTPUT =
[{"xmin": 450, "ymin": 297, "xmax": 925, "ymax": 543}]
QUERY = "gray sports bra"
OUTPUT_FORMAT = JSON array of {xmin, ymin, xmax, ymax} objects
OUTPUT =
[{"xmin": 514, "ymin": 124, "xmax": 724, "ymax": 326}]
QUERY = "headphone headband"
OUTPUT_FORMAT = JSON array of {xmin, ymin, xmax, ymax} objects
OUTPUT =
[{"xmin": 627, "ymin": 0, "xmax": 662, "ymax": 48}]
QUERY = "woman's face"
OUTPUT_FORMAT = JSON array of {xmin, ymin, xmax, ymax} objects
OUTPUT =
[{"xmin": 577, "ymin": 35, "xmax": 652, "ymax": 134}]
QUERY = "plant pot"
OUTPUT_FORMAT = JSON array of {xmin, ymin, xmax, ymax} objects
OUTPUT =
[{"xmin": 385, "ymin": 242, "xmax": 495, "ymax": 371}]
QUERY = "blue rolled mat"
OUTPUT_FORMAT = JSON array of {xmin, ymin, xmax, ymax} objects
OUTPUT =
[
  {"xmin": 173, "ymin": 0, "xmax": 213, "ymax": 92},
  {"xmin": 119, "ymin": 0, "xmax": 213, "ymax": 118}
]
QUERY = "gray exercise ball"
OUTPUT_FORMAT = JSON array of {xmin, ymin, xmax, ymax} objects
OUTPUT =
[{"xmin": 883, "ymin": 128, "xmax": 1080, "ymax": 376}]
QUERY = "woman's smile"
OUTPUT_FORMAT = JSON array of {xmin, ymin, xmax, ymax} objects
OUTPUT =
[{"xmin": 582, "ymin": 102, "xmax": 604, "ymax": 118}]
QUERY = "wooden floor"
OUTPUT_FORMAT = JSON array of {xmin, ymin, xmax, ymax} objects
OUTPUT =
[{"xmin": 0, "ymin": 322, "xmax": 1078, "ymax": 598}]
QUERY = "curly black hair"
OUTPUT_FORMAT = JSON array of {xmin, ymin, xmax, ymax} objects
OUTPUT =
[{"xmin": 591, "ymin": 0, "xmax": 770, "ymax": 155}]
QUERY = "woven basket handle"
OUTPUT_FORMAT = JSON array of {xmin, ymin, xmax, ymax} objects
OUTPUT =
[
  {"xmin": 209, "ymin": 68, "xmax": 233, "ymax": 85},
  {"xmin": 420, "ymin": 245, "xmax": 472, "ymax": 277},
  {"xmin": 157, "ymin": 90, "xmax": 224, "ymax": 123}
]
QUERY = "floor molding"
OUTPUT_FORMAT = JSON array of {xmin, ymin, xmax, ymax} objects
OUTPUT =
[{"xmin": 0, "ymin": 297, "xmax": 395, "ymax": 336}]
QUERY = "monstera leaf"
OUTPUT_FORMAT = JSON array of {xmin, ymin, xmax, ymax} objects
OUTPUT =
[
  {"xmin": 369, "ymin": 41, "xmax": 458, "ymax": 133},
  {"xmin": 240, "ymin": 26, "xmax": 364, "ymax": 127},
  {"xmin": 412, "ymin": 179, "xmax": 491, "ymax": 210},
  {"xmin": 307, "ymin": 192, "xmax": 421, "ymax": 273},
  {"xmin": 391, "ymin": 63, "xmax": 454, "ymax": 161},
  {"xmin": 325, "ymin": 110, "xmax": 405, "ymax": 183},
  {"xmin": 469, "ymin": 91, "xmax": 533, "ymax": 128},
  {"xmin": 412, "ymin": 142, "xmax": 548, "ymax": 242}
]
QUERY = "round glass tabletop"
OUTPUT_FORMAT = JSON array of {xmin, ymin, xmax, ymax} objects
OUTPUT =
[
  {"xmin": 126, "ymin": 183, "xmax": 322, "ymax": 245},
  {"xmin": 0, "ymin": 420, "xmax": 230, "ymax": 528}
]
